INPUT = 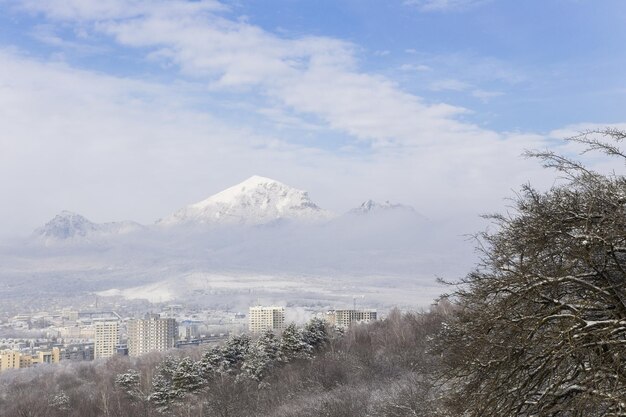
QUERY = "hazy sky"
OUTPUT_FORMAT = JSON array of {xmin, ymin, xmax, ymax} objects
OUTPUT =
[{"xmin": 1, "ymin": 0, "xmax": 625, "ymax": 238}]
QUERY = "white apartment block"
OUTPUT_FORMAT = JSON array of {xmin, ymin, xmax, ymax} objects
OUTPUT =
[
  {"xmin": 248, "ymin": 306, "xmax": 286, "ymax": 333},
  {"xmin": 325, "ymin": 309, "xmax": 377, "ymax": 328},
  {"xmin": 94, "ymin": 320, "xmax": 119, "ymax": 359},
  {"xmin": 127, "ymin": 315, "xmax": 177, "ymax": 357}
]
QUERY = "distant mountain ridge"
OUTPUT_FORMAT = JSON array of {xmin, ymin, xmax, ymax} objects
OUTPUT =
[
  {"xmin": 33, "ymin": 177, "xmax": 421, "ymax": 241},
  {"xmin": 34, "ymin": 211, "xmax": 142, "ymax": 243},
  {"xmin": 349, "ymin": 199, "xmax": 415, "ymax": 215},
  {"xmin": 11, "ymin": 179, "xmax": 465, "ymax": 309}
]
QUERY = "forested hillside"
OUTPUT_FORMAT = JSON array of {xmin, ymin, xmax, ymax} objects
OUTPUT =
[{"xmin": 0, "ymin": 308, "xmax": 448, "ymax": 417}]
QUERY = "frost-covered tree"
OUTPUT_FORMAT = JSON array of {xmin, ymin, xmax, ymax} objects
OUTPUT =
[
  {"xmin": 115, "ymin": 369, "xmax": 143, "ymax": 401},
  {"xmin": 171, "ymin": 357, "xmax": 204, "ymax": 397},
  {"xmin": 48, "ymin": 391, "xmax": 70, "ymax": 412},
  {"xmin": 436, "ymin": 129, "xmax": 626, "ymax": 416},
  {"xmin": 258, "ymin": 328, "xmax": 281, "ymax": 361},
  {"xmin": 302, "ymin": 317, "xmax": 329, "ymax": 351},
  {"xmin": 199, "ymin": 346, "xmax": 224, "ymax": 376},
  {"xmin": 221, "ymin": 334, "xmax": 251, "ymax": 372},
  {"xmin": 280, "ymin": 323, "xmax": 309, "ymax": 360},
  {"xmin": 240, "ymin": 347, "xmax": 268, "ymax": 381},
  {"xmin": 149, "ymin": 374, "xmax": 173, "ymax": 413},
  {"xmin": 148, "ymin": 356, "xmax": 179, "ymax": 412},
  {"xmin": 242, "ymin": 329, "xmax": 282, "ymax": 380}
]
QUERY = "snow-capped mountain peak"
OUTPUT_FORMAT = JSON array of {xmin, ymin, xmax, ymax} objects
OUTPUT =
[
  {"xmin": 349, "ymin": 200, "xmax": 415, "ymax": 215},
  {"xmin": 158, "ymin": 176, "xmax": 333, "ymax": 226}
]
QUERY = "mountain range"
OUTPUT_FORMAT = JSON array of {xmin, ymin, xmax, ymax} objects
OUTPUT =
[
  {"xmin": 34, "ymin": 175, "xmax": 421, "ymax": 242},
  {"xmin": 0, "ymin": 176, "xmax": 473, "ymax": 310}
]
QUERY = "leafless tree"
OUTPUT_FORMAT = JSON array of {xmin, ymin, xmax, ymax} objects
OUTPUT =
[{"xmin": 435, "ymin": 128, "xmax": 626, "ymax": 416}]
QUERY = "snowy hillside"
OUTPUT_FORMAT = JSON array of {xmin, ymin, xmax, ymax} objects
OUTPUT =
[{"xmin": 157, "ymin": 175, "xmax": 333, "ymax": 226}]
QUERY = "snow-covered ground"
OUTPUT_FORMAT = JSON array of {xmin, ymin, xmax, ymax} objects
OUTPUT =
[{"xmin": 96, "ymin": 271, "xmax": 447, "ymax": 308}]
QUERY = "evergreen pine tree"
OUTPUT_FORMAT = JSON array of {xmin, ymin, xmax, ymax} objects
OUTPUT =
[
  {"xmin": 148, "ymin": 356, "xmax": 179, "ymax": 412},
  {"xmin": 242, "ymin": 329, "xmax": 282, "ymax": 380},
  {"xmin": 301, "ymin": 317, "xmax": 329, "ymax": 351},
  {"xmin": 221, "ymin": 334, "xmax": 251, "ymax": 372},
  {"xmin": 258, "ymin": 328, "xmax": 281, "ymax": 362},
  {"xmin": 280, "ymin": 323, "xmax": 309, "ymax": 360},
  {"xmin": 171, "ymin": 356, "xmax": 205, "ymax": 397},
  {"xmin": 199, "ymin": 346, "xmax": 224, "ymax": 376},
  {"xmin": 115, "ymin": 369, "xmax": 143, "ymax": 400}
]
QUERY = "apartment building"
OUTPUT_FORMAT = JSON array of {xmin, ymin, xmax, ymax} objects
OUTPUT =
[
  {"xmin": 0, "ymin": 348, "xmax": 61, "ymax": 372},
  {"xmin": 248, "ymin": 306, "xmax": 286, "ymax": 333},
  {"xmin": 94, "ymin": 320, "xmax": 119, "ymax": 359},
  {"xmin": 325, "ymin": 309, "xmax": 377, "ymax": 328},
  {"xmin": 127, "ymin": 314, "xmax": 177, "ymax": 357}
]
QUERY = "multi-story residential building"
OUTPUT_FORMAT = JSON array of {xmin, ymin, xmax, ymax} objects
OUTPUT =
[
  {"xmin": 178, "ymin": 321, "xmax": 201, "ymax": 341},
  {"xmin": 248, "ymin": 306, "xmax": 286, "ymax": 333},
  {"xmin": 56, "ymin": 324, "xmax": 95, "ymax": 341},
  {"xmin": 61, "ymin": 309, "xmax": 80, "ymax": 322},
  {"xmin": 0, "ymin": 348, "xmax": 61, "ymax": 372},
  {"xmin": 59, "ymin": 343, "xmax": 95, "ymax": 361},
  {"xmin": 127, "ymin": 314, "xmax": 177, "ymax": 357},
  {"xmin": 94, "ymin": 320, "xmax": 119, "ymax": 359},
  {"xmin": 325, "ymin": 309, "xmax": 377, "ymax": 328},
  {"xmin": 0, "ymin": 350, "xmax": 26, "ymax": 371}
]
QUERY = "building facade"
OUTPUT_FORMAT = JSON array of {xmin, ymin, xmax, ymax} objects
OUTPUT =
[
  {"xmin": 0, "ymin": 348, "xmax": 61, "ymax": 372},
  {"xmin": 127, "ymin": 314, "xmax": 177, "ymax": 357},
  {"xmin": 248, "ymin": 306, "xmax": 286, "ymax": 333},
  {"xmin": 60, "ymin": 343, "xmax": 94, "ymax": 361},
  {"xmin": 325, "ymin": 309, "xmax": 377, "ymax": 328},
  {"xmin": 94, "ymin": 320, "xmax": 119, "ymax": 359}
]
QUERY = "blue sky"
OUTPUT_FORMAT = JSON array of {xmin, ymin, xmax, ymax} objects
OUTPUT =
[{"xmin": 0, "ymin": 0, "xmax": 625, "ymax": 237}]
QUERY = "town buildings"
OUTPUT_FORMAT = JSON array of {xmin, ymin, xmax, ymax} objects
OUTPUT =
[{"xmin": 1, "ymin": 303, "xmax": 381, "ymax": 374}]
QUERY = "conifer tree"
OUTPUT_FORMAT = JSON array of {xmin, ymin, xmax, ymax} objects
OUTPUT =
[
  {"xmin": 115, "ymin": 369, "xmax": 143, "ymax": 401},
  {"xmin": 242, "ymin": 329, "xmax": 282, "ymax": 380},
  {"xmin": 171, "ymin": 357, "xmax": 204, "ymax": 397},
  {"xmin": 148, "ymin": 356, "xmax": 179, "ymax": 412},
  {"xmin": 199, "ymin": 346, "xmax": 224, "ymax": 376},
  {"xmin": 280, "ymin": 323, "xmax": 309, "ymax": 360},
  {"xmin": 221, "ymin": 334, "xmax": 251, "ymax": 372},
  {"xmin": 257, "ymin": 328, "xmax": 281, "ymax": 362},
  {"xmin": 302, "ymin": 317, "xmax": 329, "ymax": 351}
]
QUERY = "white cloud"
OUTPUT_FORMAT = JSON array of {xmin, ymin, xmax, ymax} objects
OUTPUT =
[
  {"xmin": 17, "ymin": 0, "xmax": 488, "ymax": 148},
  {"xmin": 399, "ymin": 63, "xmax": 432, "ymax": 72},
  {"xmin": 403, "ymin": 0, "xmax": 492, "ymax": 12},
  {"xmin": 471, "ymin": 89, "xmax": 504, "ymax": 101},
  {"xmin": 1, "ymin": 0, "xmax": 611, "ymax": 244},
  {"xmin": 16, "ymin": 0, "xmax": 224, "ymax": 21},
  {"xmin": 0, "ymin": 48, "xmax": 558, "ymax": 242},
  {"xmin": 429, "ymin": 78, "xmax": 472, "ymax": 91},
  {"xmin": 417, "ymin": 52, "xmax": 527, "ymax": 86},
  {"xmin": 427, "ymin": 78, "xmax": 504, "ymax": 101},
  {"xmin": 30, "ymin": 24, "xmax": 109, "ymax": 54}
]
